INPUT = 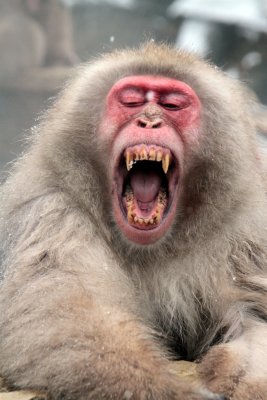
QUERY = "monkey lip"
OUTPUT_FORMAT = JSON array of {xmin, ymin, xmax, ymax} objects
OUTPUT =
[{"xmin": 113, "ymin": 143, "xmax": 179, "ymax": 245}]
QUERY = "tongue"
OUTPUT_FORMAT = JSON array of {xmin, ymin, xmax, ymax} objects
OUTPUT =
[{"xmin": 130, "ymin": 170, "xmax": 161, "ymax": 202}]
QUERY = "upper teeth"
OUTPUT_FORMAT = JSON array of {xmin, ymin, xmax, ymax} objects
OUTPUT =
[{"xmin": 124, "ymin": 145, "xmax": 171, "ymax": 174}]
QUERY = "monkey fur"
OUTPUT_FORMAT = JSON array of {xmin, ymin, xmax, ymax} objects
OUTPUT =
[{"xmin": 0, "ymin": 43, "xmax": 266, "ymax": 399}]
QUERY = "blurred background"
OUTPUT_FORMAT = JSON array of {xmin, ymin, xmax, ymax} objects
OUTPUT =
[{"xmin": 0, "ymin": 0, "xmax": 267, "ymax": 178}]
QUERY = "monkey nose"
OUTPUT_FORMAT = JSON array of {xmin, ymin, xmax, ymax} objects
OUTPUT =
[{"xmin": 136, "ymin": 117, "xmax": 162, "ymax": 129}]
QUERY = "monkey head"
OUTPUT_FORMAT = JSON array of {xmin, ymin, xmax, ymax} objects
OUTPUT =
[
  {"xmin": 100, "ymin": 75, "xmax": 201, "ymax": 245},
  {"xmin": 40, "ymin": 44, "xmax": 257, "ymax": 251}
]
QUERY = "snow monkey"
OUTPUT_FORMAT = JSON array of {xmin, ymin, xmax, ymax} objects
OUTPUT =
[
  {"xmin": 0, "ymin": 0, "xmax": 78, "ymax": 82},
  {"xmin": 0, "ymin": 43, "xmax": 266, "ymax": 400}
]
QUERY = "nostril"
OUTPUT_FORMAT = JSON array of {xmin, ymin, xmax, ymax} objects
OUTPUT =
[
  {"xmin": 136, "ymin": 118, "xmax": 163, "ymax": 128},
  {"xmin": 137, "ymin": 120, "xmax": 147, "ymax": 128},
  {"xmin": 151, "ymin": 120, "xmax": 162, "ymax": 129}
]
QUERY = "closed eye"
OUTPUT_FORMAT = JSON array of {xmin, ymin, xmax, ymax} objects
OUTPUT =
[
  {"xmin": 160, "ymin": 92, "xmax": 190, "ymax": 111},
  {"xmin": 160, "ymin": 103, "xmax": 180, "ymax": 110},
  {"xmin": 119, "ymin": 87, "xmax": 145, "ymax": 107},
  {"xmin": 124, "ymin": 101, "xmax": 145, "ymax": 107}
]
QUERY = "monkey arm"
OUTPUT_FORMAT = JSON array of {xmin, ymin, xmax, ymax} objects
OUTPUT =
[
  {"xmin": 0, "ymin": 265, "xmax": 213, "ymax": 400},
  {"xmin": 0, "ymin": 271, "xmax": 169, "ymax": 398},
  {"xmin": 0, "ymin": 195, "xmax": 220, "ymax": 400},
  {"xmin": 197, "ymin": 245, "xmax": 267, "ymax": 400}
]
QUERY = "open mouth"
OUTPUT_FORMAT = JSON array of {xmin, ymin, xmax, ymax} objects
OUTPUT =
[{"xmin": 113, "ymin": 143, "xmax": 179, "ymax": 244}]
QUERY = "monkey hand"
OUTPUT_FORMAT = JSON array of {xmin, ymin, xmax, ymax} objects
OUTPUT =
[{"xmin": 198, "ymin": 325, "xmax": 267, "ymax": 400}]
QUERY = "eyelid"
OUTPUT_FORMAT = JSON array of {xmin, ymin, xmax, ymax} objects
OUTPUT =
[
  {"xmin": 119, "ymin": 87, "xmax": 145, "ymax": 106},
  {"xmin": 160, "ymin": 93, "xmax": 190, "ymax": 110}
]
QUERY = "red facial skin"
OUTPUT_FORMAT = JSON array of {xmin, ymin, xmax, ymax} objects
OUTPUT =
[{"xmin": 99, "ymin": 75, "xmax": 201, "ymax": 245}]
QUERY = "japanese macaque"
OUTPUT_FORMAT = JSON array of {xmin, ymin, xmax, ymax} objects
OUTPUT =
[
  {"xmin": 0, "ymin": 0, "xmax": 79, "ymax": 82},
  {"xmin": 0, "ymin": 42, "xmax": 266, "ymax": 400}
]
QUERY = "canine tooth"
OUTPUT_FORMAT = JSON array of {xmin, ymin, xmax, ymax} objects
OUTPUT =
[
  {"xmin": 162, "ymin": 153, "xmax": 170, "ymax": 174},
  {"xmin": 150, "ymin": 218, "xmax": 154, "ymax": 224},
  {"xmin": 156, "ymin": 150, "xmax": 162, "ymax": 162},
  {"xmin": 134, "ymin": 216, "xmax": 138, "ymax": 222},
  {"xmin": 149, "ymin": 148, "xmax": 156, "ymax": 160},
  {"xmin": 126, "ymin": 151, "xmax": 133, "ymax": 171}
]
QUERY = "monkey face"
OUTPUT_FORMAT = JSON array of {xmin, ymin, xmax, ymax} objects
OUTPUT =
[{"xmin": 101, "ymin": 75, "xmax": 201, "ymax": 245}]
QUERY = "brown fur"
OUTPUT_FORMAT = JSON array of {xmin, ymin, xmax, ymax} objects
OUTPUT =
[
  {"xmin": 0, "ymin": 0, "xmax": 78, "ymax": 82},
  {"xmin": 0, "ymin": 42, "xmax": 266, "ymax": 399}
]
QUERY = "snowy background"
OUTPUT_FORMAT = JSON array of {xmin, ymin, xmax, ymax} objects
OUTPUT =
[{"xmin": 0, "ymin": 0, "xmax": 267, "ymax": 177}]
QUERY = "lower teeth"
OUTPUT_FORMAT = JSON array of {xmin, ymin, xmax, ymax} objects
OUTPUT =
[{"xmin": 124, "ymin": 186, "xmax": 167, "ymax": 225}]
